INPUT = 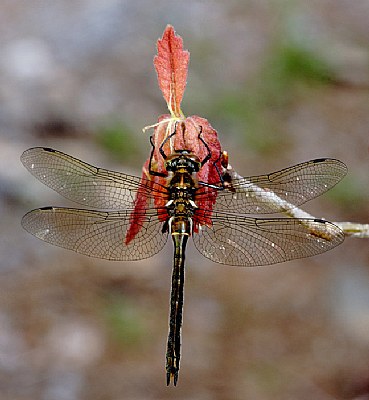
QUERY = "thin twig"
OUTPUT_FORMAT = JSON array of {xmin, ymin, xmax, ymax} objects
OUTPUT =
[{"xmin": 228, "ymin": 167, "xmax": 369, "ymax": 239}]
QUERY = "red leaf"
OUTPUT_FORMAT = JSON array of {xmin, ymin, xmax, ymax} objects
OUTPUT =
[
  {"xmin": 126, "ymin": 26, "xmax": 225, "ymax": 243},
  {"xmin": 154, "ymin": 25, "xmax": 189, "ymax": 117}
]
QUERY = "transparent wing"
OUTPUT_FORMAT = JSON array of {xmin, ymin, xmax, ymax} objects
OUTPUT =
[
  {"xmin": 21, "ymin": 147, "xmax": 167, "ymax": 209},
  {"xmin": 22, "ymin": 207, "xmax": 169, "ymax": 261},
  {"xmin": 193, "ymin": 212, "xmax": 344, "ymax": 266},
  {"xmin": 199, "ymin": 158, "xmax": 347, "ymax": 214}
]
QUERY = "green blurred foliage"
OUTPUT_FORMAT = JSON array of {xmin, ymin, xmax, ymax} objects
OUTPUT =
[
  {"xmin": 96, "ymin": 120, "xmax": 143, "ymax": 162},
  {"xmin": 207, "ymin": 40, "xmax": 336, "ymax": 157},
  {"xmin": 267, "ymin": 43, "xmax": 335, "ymax": 88},
  {"xmin": 103, "ymin": 293, "xmax": 147, "ymax": 348},
  {"xmin": 245, "ymin": 362, "xmax": 284, "ymax": 396},
  {"xmin": 326, "ymin": 175, "xmax": 368, "ymax": 213}
]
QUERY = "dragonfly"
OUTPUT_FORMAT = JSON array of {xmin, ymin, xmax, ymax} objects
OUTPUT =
[{"xmin": 21, "ymin": 140, "xmax": 346, "ymax": 385}]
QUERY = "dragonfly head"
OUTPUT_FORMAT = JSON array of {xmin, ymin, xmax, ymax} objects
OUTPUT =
[{"xmin": 165, "ymin": 151, "xmax": 201, "ymax": 174}]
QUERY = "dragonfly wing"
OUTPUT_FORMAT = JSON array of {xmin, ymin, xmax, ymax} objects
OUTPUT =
[
  {"xmin": 193, "ymin": 212, "xmax": 344, "ymax": 266},
  {"xmin": 22, "ymin": 207, "xmax": 169, "ymax": 261},
  {"xmin": 212, "ymin": 158, "xmax": 347, "ymax": 214},
  {"xmin": 21, "ymin": 147, "xmax": 166, "ymax": 209}
]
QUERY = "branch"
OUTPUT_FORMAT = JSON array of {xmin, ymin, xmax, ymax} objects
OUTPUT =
[
  {"xmin": 332, "ymin": 222, "xmax": 369, "ymax": 238},
  {"xmin": 228, "ymin": 167, "xmax": 369, "ymax": 239}
]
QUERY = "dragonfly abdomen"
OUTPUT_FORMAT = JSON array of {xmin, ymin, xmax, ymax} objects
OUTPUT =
[{"xmin": 166, "ymin": 228, "xmax": 188, "ymax": 386}]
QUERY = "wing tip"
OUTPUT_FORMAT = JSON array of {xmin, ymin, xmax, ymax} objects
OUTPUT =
[{"xmin": 312, "ymin": 157, "xmax": 348, "ymax": 175}]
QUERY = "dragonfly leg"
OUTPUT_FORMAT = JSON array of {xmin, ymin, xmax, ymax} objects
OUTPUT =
[
  {"xmin": 197, "ymin": 126, "xmax": 228, "ymax": 187},
  {"xmin": 149, "ymin": 122, "xmax": 180, "ymax": 177},
  {"xmin": 148, "ymin": 135, "xmax": 167, "ymax": 177},
  {"xmin": 159, "ymin": 122, "xmax": 178, "ymax": 160},
  {"xmin": 197, "ymin": 126, "xmax": 212, "ymax": 167}
]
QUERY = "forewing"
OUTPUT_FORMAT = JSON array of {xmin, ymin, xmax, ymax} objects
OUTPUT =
[
  {"xmin": 22, "ymin": 207, "xmax": 168, "ymax": 261},
  {"xmin": 193, "ymin": 212, "xmax": 344, "ymax": 266},
  {"xmin": 21, "ymin": 147, "xmax": 167, "ymax": 209},
  {"xmin": 209, "ymin": 158, "xmax": 347, "ymax": 214}
]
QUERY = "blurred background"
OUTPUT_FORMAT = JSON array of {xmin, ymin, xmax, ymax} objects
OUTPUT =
[{"xmin": 1, "ymin": 1, "xmax": 369, "ymax": 399}]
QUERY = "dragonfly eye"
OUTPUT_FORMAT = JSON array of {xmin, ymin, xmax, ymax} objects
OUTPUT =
[
  {"xmin": 189, "ymin": 161, "xmax": 200, "ymax": 173},
  {"xmin": 165, "ymin": 160, "xmax": 175, "ymax": 172}
]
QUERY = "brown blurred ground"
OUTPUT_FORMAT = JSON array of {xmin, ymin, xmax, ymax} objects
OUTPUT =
[{"xmin": 1, "ymin": 1, "xmax": 369, "ymax": 399}]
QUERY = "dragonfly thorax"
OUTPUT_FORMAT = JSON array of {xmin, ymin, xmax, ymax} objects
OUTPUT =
[
  {"xmin": 164, "ymin": 152, "xmax": 199, "ymax": 232},
  {"xmin": 165, "ymin": 151, "xmax": 201, "ymax": 174},
  {"xmin": 166, "ymin": 175, "xmax": 198, "ymax": 217}
]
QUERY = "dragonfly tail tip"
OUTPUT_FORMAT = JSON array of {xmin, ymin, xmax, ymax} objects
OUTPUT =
[{"xmin": 166, "ymin": 370, "xmax": 179, "ymax": 386}]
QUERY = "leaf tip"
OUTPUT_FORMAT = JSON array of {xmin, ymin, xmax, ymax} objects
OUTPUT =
[{"xmin": 154, "ymin": 25, "xmax": 190, "ymax": 118}]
